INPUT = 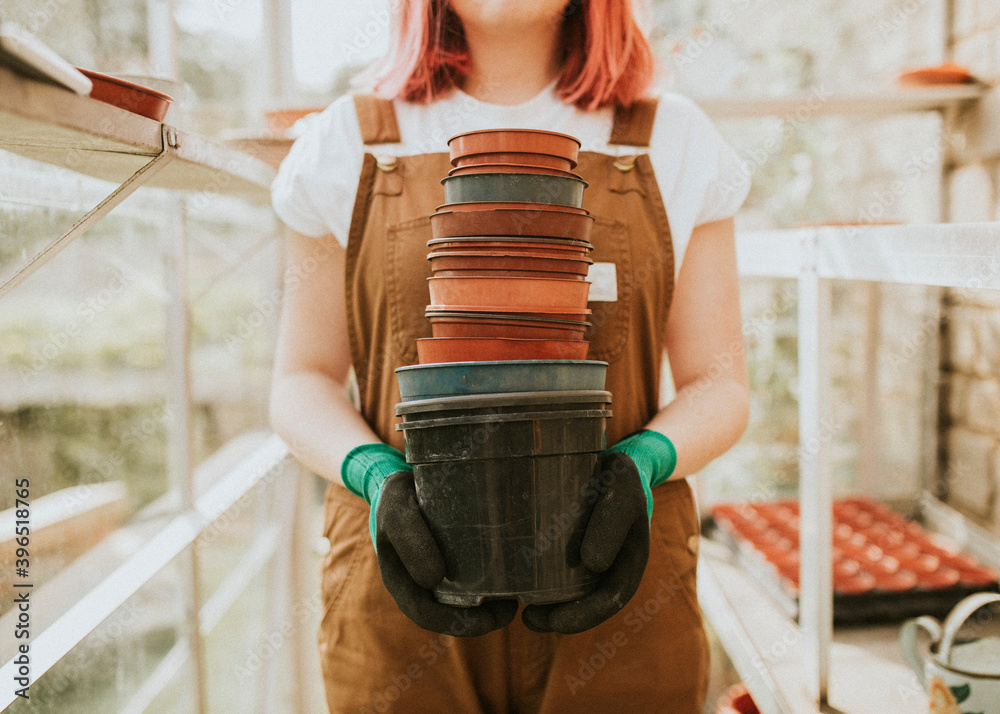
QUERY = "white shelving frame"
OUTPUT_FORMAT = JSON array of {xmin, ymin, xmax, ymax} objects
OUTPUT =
[
  {"xmin": 701, "ymin": 222, "xmax": 1000, "ymax": 713},
  {"xmin": 0, "ymin": 60, "xmax": 316, "ymax": 713}
]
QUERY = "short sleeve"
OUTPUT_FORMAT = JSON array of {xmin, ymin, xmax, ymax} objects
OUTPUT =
[
  {"xmin": 270, "ymin": 94, "xmax": 365, "ymax": 244},
  {"xmin": 691, "ymin": 114, "xmax": 751, "ymax": 226},
  {"xmin": 644, "ymin": 94, "xmax": 750, "ymax": 274}
]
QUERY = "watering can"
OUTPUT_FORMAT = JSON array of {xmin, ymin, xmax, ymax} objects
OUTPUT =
[{"xmin": 900, "ymin": 592, "xmax": 1000, "ymax": 713}]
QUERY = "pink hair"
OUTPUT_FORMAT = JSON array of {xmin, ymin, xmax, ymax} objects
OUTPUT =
[{"xmin": 372, "ymin": 0, "xmax": 655, "ymax": 110}]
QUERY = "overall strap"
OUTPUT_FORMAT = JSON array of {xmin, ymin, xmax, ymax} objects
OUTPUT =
[
  {"xmin": 608, "ymin": 98, "xmax": 659, "ymax": 147},
  {"xmin": 352, "ymin": 94, "xmax": 402, "ymax": 145}
]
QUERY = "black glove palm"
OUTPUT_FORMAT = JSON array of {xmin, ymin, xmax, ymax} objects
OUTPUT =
[
  {"xmin": 375, "ymin": 471, "xmax": 518, "ymax": 637},
  {"xmin": 521, "ymin": 452, "xmax": 651, "ymax": 634}
]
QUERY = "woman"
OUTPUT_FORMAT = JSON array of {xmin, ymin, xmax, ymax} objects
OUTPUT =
[{"xmin": 270, "ymin": 0, "xmax": 750, "ymax": 711}]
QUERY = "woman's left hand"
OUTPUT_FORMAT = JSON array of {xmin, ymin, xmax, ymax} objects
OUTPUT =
[{"xmin": 521, "ymin": 451, "xmax": 650, "ymax": 634}]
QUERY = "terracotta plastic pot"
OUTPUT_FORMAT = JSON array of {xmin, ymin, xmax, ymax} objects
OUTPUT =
[
  {"xmin": 426, "ymin": 305, "xmax": 591, "ymax": 322},
  {"xmin": 428, "ymin": 251, "xmax": 593, "ymax": 275},
  {"xmin": 77, "ymin": 68, "xmax": 174, "ymax": 121},
  {"xmin": 914, "ymin": 567, "xmax": 961, "ymax": 590},
  {"xmin": 437, "ymin": 200, "xmax": 588, "ymax": 213},
  {"xmin": 430, "ymin": 206, "xmax": 593, "ymax": 241},
  {"xmin": 432, "ymin": 268, "xmax": 588, "ymax": 281},
  {"xmin": 448, "ymin": 129, "xmax": 580, "ymax": 167},
  {"xmin": 417, "ymin": 337, "xmax": 589, "ymax": 363},
  {"xmin": 870, "ymin": 569, "xmax": 918, "ymax": 592},
  {"xmin": 453, "ymin": 151, "xmax": 575, "ymax": 171},
  {"xmin": 427, "ymin": 237, "xmax": 592, "ymax": 257},
  {"xmin": 427, "ymin": 314, "xmax": 588, "ymax": 340},
  {"xmin": 427, "ymin": 276, "xmax": 590, "ymax": 310},
  {"xmin": 717, "ymin": 685, "xmax": 762, "ymax": 714},
  {"xmin": 448, "ymin": 163, "xmax": 585, "ymax": 180},
  {"xmin": 442, "ymin": 173, "xmax": 587, "ymax": 208}
]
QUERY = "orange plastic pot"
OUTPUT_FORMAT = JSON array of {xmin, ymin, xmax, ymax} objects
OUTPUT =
[
  {"xmin": 442, "ymin": 173, "xmax": 587, "ymax": 208},
  {"xmin": 427, "ymin": 276, "xmax": 590, "ymax": 310},
  {"xmin": 448, "ymin": 163, "xmax": 585, "ymax": 180},
  {"xmin": 416, "ymin": 337, "xmax": 589, "ymax": 363},
  {"xmin": 432, "ymin": 268, "xmax": 588, "ymax": 281},
  {"xmin": 427, "ymin": 314, "xmax": 588, "ymax": 340},
  {"xmin": 717, "ymin": 685, "xmax": 761, "ymax": 714},
  {"xmin": 427, "ymin": 237, "xmax": 592, "ymax": 257},
  {"xmin": 436, "ymin": 200, "xmax": 588, "ymax": 215},
  {"xmin": 428, "ymin": 251, "xmax": 593, "ymax": 275},
  {"xmin": 453, "ymin": 151, "xmax": 575, "ymax": 171},
  {"xmin": 77, "ymin": 68, "xmax": 174, "ymax": 121},
  {"xmin": 430, "ymin": 206, "xmax": 593, "ymax": 242},
  {"xmin": 426, "ymin": 305, "xmax": 591, "ymax": 322},
  {"xmin": 448, "ymin": 129, "xmax": 580, "ymax": 167}
]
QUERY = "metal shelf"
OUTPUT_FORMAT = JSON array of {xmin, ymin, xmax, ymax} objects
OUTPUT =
[
  {"xmin": 699, "ymin": 493, "xmax": 1000, "ymax": 714},
  {"xmin": 695, "ymin": 85, "xmax": 984, "ymax": 119},
  {"xmin": 706, "ymin": 221, "xmax": 1000, "ymax": 712},
  {"xmin": 736, "ymin": 223, "xmax": 1000, "ymax": 288},
  {"xmin": 699, "ymin": 539, "xmax": 922, "ymax": 714},
  {"xmin": 0, "ymin": 64, "xmax": 274, "ymax": 203}
]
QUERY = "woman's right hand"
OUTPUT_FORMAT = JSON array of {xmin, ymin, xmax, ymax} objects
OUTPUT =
[{"xmin": 375, "ymin": 471, "xmax": 519, "ymax": 637}]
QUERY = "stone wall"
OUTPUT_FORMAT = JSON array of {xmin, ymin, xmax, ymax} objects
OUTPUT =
[{"xmin": 942, "ymin": 0, "xmax": 1000, "ymax": 531}]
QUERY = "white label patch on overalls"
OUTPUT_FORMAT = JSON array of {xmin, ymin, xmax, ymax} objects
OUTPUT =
[{"xmin": 587, "ymin": 262, "xmax": 618, "ymax": 302}]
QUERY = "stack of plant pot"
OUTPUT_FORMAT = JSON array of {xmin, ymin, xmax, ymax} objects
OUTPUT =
[
  {"xmin": 418, "ymin": 128, "xmax": 594, "ymax": 364},
  {"xmin": 394, "ymin": 130, "xmax": 613, "ymax": 608}
]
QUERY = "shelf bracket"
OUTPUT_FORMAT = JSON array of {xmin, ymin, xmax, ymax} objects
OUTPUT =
[{"xmin": 0, "ymin": 124, "xmax": 178, "ymax": 300}]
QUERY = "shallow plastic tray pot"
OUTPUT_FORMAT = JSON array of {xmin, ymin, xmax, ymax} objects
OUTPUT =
[
  {"xmin": 427, "ymin": 237, "xmax": 592, "ymax": 258},
  {"xmin": 416, "ymin": 336, "xmax": 589, "ymax": 363},
  {"xmin": 427, "ymin": 275, "xmax": 590, "ymax": 310},
  {"xmin": 77, "ymin": 68, "xmax": 174, "ymax": 121},
  {"xmin": 429, "ymin": 206, "xmax": 593, "ymax": 242},
  {"xmin": 453, "ymin": 151, "xmax": 576, "ymax": 171},
  {"xmin": 427, "ymin": 250, "xmax": 593, "ymax": 275},
  {"xmin": 395, "ymin": 360, "xmax": 607, "ymax": 401},
  {"xmin": 427, "ymin": 313, "xmax": 588, "ymax": 339},
  {"xmin": 448, "ymin": 128, "xmax": 580, "ymax": 167},
  {"xmin": 447, "ymin": 163, "xmax": 584, "ymax": 180},
  {"xmin": 442, "ymin": 173, "xmax": 587, "ymax": 208},
  {"xmin": 425, "ymin": 304, "xmax": 592, "ymax": 322}
]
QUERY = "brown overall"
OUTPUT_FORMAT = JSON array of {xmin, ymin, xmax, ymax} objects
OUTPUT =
[{"xmin": 318, "ymin": 95, "xmax": 708, "ymax": 713}]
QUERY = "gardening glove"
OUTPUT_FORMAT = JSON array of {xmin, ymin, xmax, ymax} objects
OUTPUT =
[
  {"xmin": 521, "ymin": 430, "xmax": 677, "ymax": 635},
  {"xmin": 341, "ymin": 443, "xmax": 517, "ymax": 637}
]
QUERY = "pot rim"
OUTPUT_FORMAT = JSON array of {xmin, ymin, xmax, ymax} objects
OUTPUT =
[
  {"xmin": 447, "ymin": 127, "xmax": 581, "ymax": 147},
  {"xmin": 427, "ymin": 250, "xmax": 593, "ymax": 263},
  {"xmin": 432, "ymin": 202, "xmax": 592, "ymax": 215},
  {"xmin": 425, "ymin": 304, "xmax": 593, "ymax": 316},
  {"xmin": 425, "ymin": 311, "xmax": 592, "ymax": 327},
  {"xmin": 441, "ymin": 172, "xmax": 589, "ymax": 189},
  {"xmin": 447, "ymin": 163, "xmax": 585, "ymax": 180}
]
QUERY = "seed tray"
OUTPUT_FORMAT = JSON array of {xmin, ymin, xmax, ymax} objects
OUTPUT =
[{"xmin": 704, "ymin": 496, "xmax": 999, "ymax": 624}]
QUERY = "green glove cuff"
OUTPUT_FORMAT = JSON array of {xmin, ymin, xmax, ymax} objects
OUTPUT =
[
  {"xmin": 606, "ymin": 430, "xmax": 678, "ymax": 523},
  {"xmin": 341, "ymin": 442, "xmax": 411, "ymax": 546}
]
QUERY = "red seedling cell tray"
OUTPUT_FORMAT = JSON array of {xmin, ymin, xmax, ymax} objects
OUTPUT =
[{"xmin": 705, "ymin": 496, "xmax": 999, "ymax": 624}]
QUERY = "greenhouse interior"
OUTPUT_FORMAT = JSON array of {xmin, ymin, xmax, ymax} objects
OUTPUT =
[{"xmin": 1, "ymin": 0, "xmax": 1000, "ymax": 712}]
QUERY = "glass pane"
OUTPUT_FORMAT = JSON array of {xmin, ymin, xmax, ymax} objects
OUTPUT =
[
  {"xmin": 197, "ymin": 461, "xmax": 287, "ymax": 713},
  {"xmin": 186, "ymin": 194, "xmax": 278, "ymax": 476},
  {"xmin": 5, "ymin": 557, "xmax": 194, "ymax": 713},
  {"xmin": 0, "ymin": 156, "xmax": 179, "ymax": 623}
]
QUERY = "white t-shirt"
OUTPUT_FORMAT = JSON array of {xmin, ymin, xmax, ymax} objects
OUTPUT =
[{"xmin": 271, "ymin": 83, "xmax": 749, "ymax": 274}]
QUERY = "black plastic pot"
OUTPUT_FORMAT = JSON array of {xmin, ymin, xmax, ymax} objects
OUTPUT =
[
  {"xmin": 441, "ymin": 173, "xmax": 586, "ymax": 208},
  {"xmin": 395, "ymin": 393, "xmax": 613, "ymax": 606}
]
